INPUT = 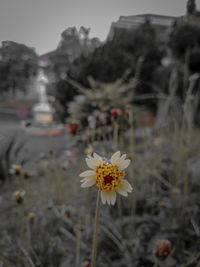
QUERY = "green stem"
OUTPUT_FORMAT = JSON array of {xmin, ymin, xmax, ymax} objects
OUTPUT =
[
  {"xmin": 75, "ymin": 216, "xmax": 81, "ymax": 267},
  {"xmin": 91, "ymin": 190, "xmax": 101, "ymax": 267},
  {"xmin": 17, "ymin": 204, "xmax": 25, "ymax": 267},
  {"xmin": 113, "ymin": 121, "xmax": 119, "ymax": 150}
]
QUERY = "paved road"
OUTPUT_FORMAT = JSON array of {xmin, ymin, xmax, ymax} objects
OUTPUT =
[{"xmin": 0, "ymin": 115, "xmax": 76, "ymax": 165}]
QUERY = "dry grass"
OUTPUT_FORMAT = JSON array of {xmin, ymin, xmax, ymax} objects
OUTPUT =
[{"xmin": 0, "ymin": 74, "xmax": 200, "ymax": 266}]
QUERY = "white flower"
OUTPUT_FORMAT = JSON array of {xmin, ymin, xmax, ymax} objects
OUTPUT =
[
  {"xmin": 79, "ymin": 151, "xmax": 132, "ymax": 205},
  {"xmin": 9, "ymin": 164, "xmax": 22, "ymax": 175}
]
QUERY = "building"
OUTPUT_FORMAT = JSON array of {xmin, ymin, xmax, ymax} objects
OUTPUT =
[
  {"xmin": 107, "ymin": 14, "xmax": 177, "ymax": 42},
  {"xmin": 107, "ymin": 0, "xmax": 200, "ymax": 42}
]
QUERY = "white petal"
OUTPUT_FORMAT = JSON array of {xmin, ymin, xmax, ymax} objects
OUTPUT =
[
  {"xmin": 115, "ymin": 154, "xmax": 127, "ymax": 166},
  {"xmin": 86, "ymin": 158, "xmax": 96, "ymax": 169},
  {"xmin": 109, "ymin": 191, "xmax": 116, "ymax": 205},
  {"xmin": 81, "ymin": 177, "xmax": 95, "ymax": 188},
  {"xmin": 122, "ymin": 180, "xmax": 133, "ymax": 192},
  {"xmin": 101, "ymin": 191, "xmax": 111, "ymax": 205},
  {"xmin": 118, "ymin": 154, "xmax": 126, "ymax": 163},
  {"xmin": 101, "ymin": 191, "xmax": 107, "ymax": 204},
  {"xmin": 80, "ymin": 177, "xmax": 87, "ymax": 182},
  {"xmin": 111, "ymin": 151, "xmax": 121, "ymax": 165},
  {"xmin": 116, "ymin": 187, "xmax": 128, "ymax": 196},
  {"xmin": 119, "ymin": 154, "xmax": 127, "ymax": 162},
  {"xmin": 79, "ymin": 170, "xmax": 95, "ymax": 177},
  {"xmin": 80, "ymin": 177, "xmax": 92, "ymax": 182},
  {"xmin": 103, "ymin": 191, "xmax": 117, "ymax": 205},
  {"xmin": 92, "ymin": 157, "xmax": 101, "ymax": 166},
  {"xmin": 116, "ymin": 180, "xmax": 132, "ymax": 196},
  {"xmin": 105, "ymin": 191, "xmax": 111, "ymax": 205},
  {"xmin": 118, "ymin": 159, "xmax": 130, "ymax": 170},
  {"xmin": 93, "ymin": 153, "xmax": 103, "ymax": 164}
]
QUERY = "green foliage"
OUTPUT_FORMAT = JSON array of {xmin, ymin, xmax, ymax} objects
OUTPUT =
[
  {"xmin": 0, "ymin": 41, "xmax": 38, "ymax": 97},
  {"xmin": 49, "ymin": 27, "xmax": 82, "ymax": 80},
  {"xmin": 77, "ymin": 43, "xmax": 134, "ymax": 84},
  {"xmin": 189, "ymin": 49, "xmax": 200, "ymax": 73},
  {"xmin": 187, "ymin": 0, "xmax": 196, "ymax": 15},
  {"xmin": 67, "ymin": 73, "xmax": 135, "ymax": 123},
  {"xmin": 50, "ymin": 22, "xmax": 162, "ymax": 121},
  {"xmin": 52, "ymin": 79, "xmax": 78, "ymax": 121},
  {"xmin": 170, "ymin": 23, "xmax": 200, "ymax": 59},
  {"xmin": 48, "ymin": 27, "xmax": 101, "ymax": 81},
  {"xmin": 76, "ymin": 21, "xmax": 162, "ymax": 91}
]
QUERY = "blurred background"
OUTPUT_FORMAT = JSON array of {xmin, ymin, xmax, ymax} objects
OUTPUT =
[{"xmin": 0, "ymin": 0, "xmax": 200, "ymax": 266}]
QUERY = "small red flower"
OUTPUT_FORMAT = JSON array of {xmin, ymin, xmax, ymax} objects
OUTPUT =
[
  {"xmin": 65, "ymin": 210, "xmax": 71, "ymax": 217},
  {"xmin": 23, "ymin": 171, "xmax": 29, "ymax": 179},
  {"xmin": 28, "ymin": 212, "xmax": 35, "ymax": 223},
  {"xmin": 125, "ymin": 111, "xmax": 130, "ymax": 117},
  {"xmin": 49, "ymin": 149, "xmax": 54, "ymax": 155},
  {"xmin": 110, "ymin": 108, "xmax": 121, "ymax": 119},
  {"xmin": 125, "ymin": 104, "xmax": 132, "ymax": 110},
  {"xmin": 60, "ymin": 164, "xmax": 67, "ymax": 170},
  {"xmin": 68, "ymin": 159, "xmax": 73, "ymax": 165},
  {"xmin": 83, "ymin": 260, "xmax": 90, "ymax": 267},
  {"xmin": 68, "ymin": 123, "xmax": 78, "ymax": 134},
  {"xmin": 154, "ymin": 240, "xmax": 172, "ymax": 260},
  {"xmin": 99, "ymin": 102, "xmax": 105, "ymax": 110}
]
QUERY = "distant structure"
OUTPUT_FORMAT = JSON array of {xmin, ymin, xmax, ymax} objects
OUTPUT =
[
  {"xmin": 107, "ymin": 14, "xmax": 176, "ymax": 42},
  {"xmin": 107, "ymin": 0, "xmax": 200, "ymax": 42},
  {"xmin": 38, "ymin": 26, "xmax": 101, "ymax": 68},
  {"xmin": 186, "ymin": 0, "xmax": 200, "ymax": 26},
  {"xmin": 38, "ymin": 51, "xmax": 55, "ymax": 67},
  {"xmin": 32, "ymin": 68, "xmax": 54, "ymax": 124},
  {"xmin": 187, "ymin": 0, "xmax": 196, "ymax": 15}
]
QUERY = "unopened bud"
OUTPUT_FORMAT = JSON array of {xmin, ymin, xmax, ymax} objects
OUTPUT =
[{"xmin": 154, "ymin": 239, "xmax": 172, "ymax": 260}]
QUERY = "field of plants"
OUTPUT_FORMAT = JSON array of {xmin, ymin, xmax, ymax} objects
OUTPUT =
[
  {"xmin": 1, "ymin": 3, "xmax": 200, "ymax": 265},
  {"xmin": 0, "ymin": 72, "xmax": 200, "ymax": 267}
]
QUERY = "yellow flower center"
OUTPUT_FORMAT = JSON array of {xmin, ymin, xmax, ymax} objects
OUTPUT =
[{"xmin": 95, "ymin": 162, "xmax": 124, "ymax": 192}]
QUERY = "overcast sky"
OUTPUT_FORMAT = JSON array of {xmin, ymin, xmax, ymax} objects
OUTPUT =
[{"xmin": 0, "ymin": 0, "xmax": 199, "ymax": 55}]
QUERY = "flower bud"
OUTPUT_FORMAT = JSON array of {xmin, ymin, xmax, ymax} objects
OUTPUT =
[
  {"xmin": 110, "ymin": 108, "xmax": 121, "ymax": 119},
  {"xmin": 23, "ymin": 171, "xmax": 30, "ymax": 179},
  {"xmin": 154, "ymin": 239, "xmax": 171, "ymax": 260},
  {"xmin": 67, "ymin": 123, "xmax": 78, "ymax": 134},
  {"xmin": 85, "ymin": 146, "xmax": 94, "ymax": 155},
  {"xmin": 65, "ymin": 210, "xmax": 71, "ymax": 218},
  {"xmin": 13, "ymin": 191, "xmax": 24, "ymax": 204},
  {"xmin": 83, "ymin": 260, "xmax": 90, "ymax": 267},
  {"xmin": 49, "ymin": 149, "xmax": 54, "ymax": 156},
  {"xmin": 28, "ymin": 212, "xmax": 35, "ymax": 223},
  {"xmin": 125, "ymin": 111, "xmax": 130, "ymax": 117},
  {"xmin": 12, "ymin": 164, "xmax": 22, "ymax": 176}
]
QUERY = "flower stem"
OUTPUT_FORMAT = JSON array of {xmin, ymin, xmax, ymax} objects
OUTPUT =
[
  {"xmin": 91, "ymin": 190, "xmax": 101, "ymax": 267},
  {"xmin": 113, "ymin": 121, "xmax": 119, "ymax": 150}
]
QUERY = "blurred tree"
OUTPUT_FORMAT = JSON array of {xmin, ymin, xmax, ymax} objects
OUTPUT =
[
  {"xmin": 75, "ymin": 28, "xmax": 136, "ymax": 86},
  {"xmin": 49, "ymin": 27, "xmax": 101, "ymax": 81},
  {"xmin": 48, "ymin": 27, "xmax": 101, "ymax": 121},
  {"xmin": 78, "ymin": 19, "xmax": 162, "ymax": 85},
  {"xmin": 189, "ymin": 49, "xmax": 200, "ymax": 73},
  {"xmin": 0, "ymin": 41, "xmax": 38, "ymax": 98},
  {"xmin": 49, "ymin": 27, "xmax": 82, "ymax": 80},
  {"xmin": 170, "ymin": 23, "xmax": 200, "ymax": 60},
  {"xmin": 76, "ymin": 42, "xmax": 134, "ymax": 85},
  {"xmin": 168, "ymin": 22, "xmax": 200, "ymax": 96},
  {"xmin": 134, "ymin": 20, "xmax": 163, "ymax": 82},
  {"xmin": 187, "ymin": 0, "xmax": 196, "ymax": 15},
  {"xmin": 75, "ymin": 19, "xmax": 162, "ymax": 113},
  {"xmin": 79, "ymin": 26, "xmax": 90, "ymax": 43},
  {"xmin": 49, "ymin": 22, "xmax": 162, "ymax": 119}
]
